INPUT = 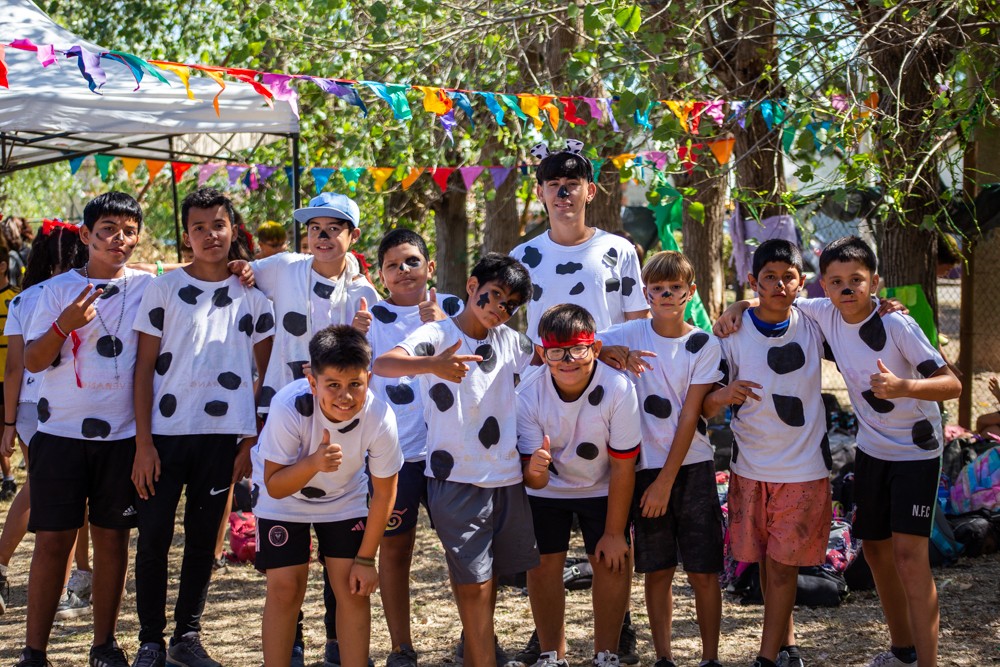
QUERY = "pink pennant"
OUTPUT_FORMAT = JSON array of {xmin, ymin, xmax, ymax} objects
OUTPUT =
[
  {"xmin": 702, "ymin": 100, "xmax": 725, "ymax": 126},
  {"xmin": 0, "ymin": 45, "xmax": 6, "ymax": 89},
  {"xmin": 581, "ymin": 98, "xmax": 603, "ymax": 123},
  {"xmin": 459, "ymin": 166, "xmax": 485, "ymax": 190},
  {"xmin": 642, "ymin": 151, "xmax": 669, "ymax": 170},
  {"xmin": 431, "ymin": 167, "xmax": 454, "ymax": 192},
  {"xmin": 198, "ymin": 164, "xmax": 221, "ymax": 185},
  {"xmin": 262, "ymin": 73, "xmax": 299, "ymax": 117}
]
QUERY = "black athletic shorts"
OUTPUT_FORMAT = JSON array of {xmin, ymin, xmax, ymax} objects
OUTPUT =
[
  {"xmin": 27, "ymin": 431, "xmax": 137, "ymax": 532},
  {"xmin": 378, "ymin": 460, "xmax": 429, "ymax": 537},
  {"xmin": 254, "ymin": 516, "xmax": 366, "ymax": 571},
  {"xmin": 853, "ymin": 449, "xmax": 941, "ymax": 540},
  {"xmin": 528, "ymin": 495, "xmax": 620, "ymax": 555},
  {"xmin": 631, "ymin": 461, "xmax": 724, "ymax": 574}
]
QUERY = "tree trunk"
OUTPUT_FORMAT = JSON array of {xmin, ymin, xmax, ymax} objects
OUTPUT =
[
  {"xmin": 675, "ymin": 170, "xmax": 728, "ymax": 319},
  {"xmin": 482, "ymin": 137, "xmax": 521, "ymax": 255},
  {"xmin": 585, "ymin": 173, "xmax": 624, "ymax": 232},
  {"xmin": 430, "ymin": 172, "xmax": 470, "ymax": 297}
]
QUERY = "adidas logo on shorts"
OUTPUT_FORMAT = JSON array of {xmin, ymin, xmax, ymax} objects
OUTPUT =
[
  {"xmin": 351, "ymin": 520, "xmax": 366, "ymax": 532},
  {"xmin": 122, "ymin": 506, "xmax": 137, "ymax": 517}
]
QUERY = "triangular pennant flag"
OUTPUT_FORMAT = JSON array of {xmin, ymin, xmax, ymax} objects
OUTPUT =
[
  {"xmin": 256, "ymin": 165, "xmax": 278, "ymax": 184},
  {"xmin": 448, "ymin": 92, "xmax": 475, "ymax": 128},
  {"xmin": 171, "ymin": 162, "xmax": 194, "ymax": 183},
  {"xmin": 65, "ymin": 45, "xmax": 107, "ymax": 93},
  {"xmin": 311, "ymin": 167, "xmax": 335, "ymax": 194},
  {"xmin": 340, "ymin": 167, "xmax": 366, "ymax": 192},
  {"xmin": 153, "ymin": 62, "xmax": 196, "ymax": 100},
  {"xmin": 68, "ymin": 156, "xmax": 87, "ymax": 175},
  {"xmin": 146, "ymin": 160, "xmax": 167, "ymax": 182},
  {"xmin": 283, "ymin": 166, "xmax": 305, "ymax": 184},
  {"xmin": 610, "ymin": 154, "xmax": 636, "ymax": 172},
  {"xmin": 416, "ymin": 86, "xmax": 453, "ymax": 115},
  {"xmin": 438, "ymin": 109, "xmax": 457, "ymax": 143},
  {"xmin": 307, "ymin": 78, "xmax": 368, "ymax": 116},
  {"xmin": 401, "ymin": 167, "xmax": 424, "ymax": 190},
  {"xmin": 559, "ymin": 97, "xmax": 587, "ymax": 126},
  {"xmin": 489, "ymin": 167, "xmax": 513, "ymax": 189},
  {"xmin": 677, "ymin": 144, "xmax": 704, "ymax": 174},
  {"xmin": 539, "ymin": 95, "xmax": 560, "ymax": 130},
  {"xmin": 665, "ymin": 100, "xmax": 690, "ymax": 132},
  {"xmin": 0, "ymin": 45, "xmax": 8, "ymax": 89},
  {"xmin": 217, "ymin": 66, "xmax": 274, "ymax": 106},
  {"xmin": 633, "ymin": 102, "xmax": 654, "ymax": 130},
  {"xmin": 226, "ymin": 165, "xmax": 249, "ymax": 186},
  {"xmin": 198, "ymin": 163, "xmax": 221, "ymax": 185},
  {"xmin": 592, "ymin": 158, "xmax": 606, "ymax": 182},
  {"xmin": 201, "ymin": 69, "xmax": 227, "ymax": 117},
  {"xmin": 708, "ymin": 138, "xmax": 735, "ymax": 165},
  {"xmin": 600, "ymin": 98, "xmax": 620, "ymax": 132},
  {"xmin": 121, "ymin": 158, "xmax": 142, "ymax": 178},
  {"xmin": 782, "ymin": 122, "xmax": 797, "ymax": 153},
  {"xmin": 261, "ymin": 73, "xmax": 299, "ymax": 118},
  {"xmin": 242, "ymin": 169, "xmax": 258, "ymax": 191},
  {"xmin": 37, "ymin": 44, "xmax": 57, "ymax": 67},
  {"xmin": 643, "ymin": 151, "xmax": 669, "ymax": 170},
  {"xmin": 361, "ymin": 82, "xmax": 412, "ymax": 121},
  {"xmin": 498, "ymin": 94, "xmax": 529, "ymax": 121},
  {"xmin": 702, "ymin": 99, "xmax": 725, "ymax": 126},
  {"xmin": 517, "ymin": 94, "xmax": 544, "ymax": 129},
  {"xmin": 475, "ymin": 92, "xmax": 505, "ymax": 126},
  {"xmin": 430, "ymin": 167, "xmax": 454, "ymax": 192},
  {"xmin": 369, "ymin": 167, "xmax": 394, "ymax": 193},
  {"xmin": 459, "ymin": 166, "xmax": 485, "ymax": 190},
  {"xmin": 688, "ymin": 101, "xmax": 706, "ymax": 134},
  {"xmin": 93, "ymin": 155, "xmax": 115, "ymax": 181},
  {"xmin": 760, "ymin": 100, "xmax": 775, "ymax": 130},
  {"xmin": 581, "ymin": 97, "xmax": 603, "ymax": 123},
  {"xmin": 730, "ymin": 100, "xmax": 748, "ymax": 128},
  {"xmin": 104, "ymin": 50, "xmax": 169, "ymax": 91}
]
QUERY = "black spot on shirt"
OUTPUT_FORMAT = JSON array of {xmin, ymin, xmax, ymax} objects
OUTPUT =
[
  {"xmin": 250, "ymin": 483, "xmax": 259, "ymax": 508},
  {"xmin": 685, "ymin": 332, "xmax": 710, "ymax": 354},
  {"xmin": 96, "ymin": 335, "xmax": 123, "ymax": 358},
  {"xmin": 430, "ymin": 450, "xmax": 454, "ymax": 480},
  {"xmin": 442, "ymin": 296, "xmax": 462, "ymax": 316},
  {"xmin": 81, "ymin": 417, "xmax": 111, "ymax": 439},
  {"xmin": 521, "ymin": 246, "xmax": 542, "ymax": 268},
  {"xmin": 822, "ymin": 340, "xmax": 837, "ymax": 365},
  {"xmin": 548, "ymin": 461, "xmax": 559, "ymax": 476},
  {"xmin": 338, "ymin": 419, "xmax": 360, "ymax": 433},
  {"xmin": 294, "ymin": 393, "xmax": 314, "ymax": 417},
  {"xmin": 602, "ymin": 247, "xmax": 619, "ymax": 268},
  {"xmin": 155, "ymin": 352, "xmax": 172, "ymax": 375},
  {"xmin": 697, "ymin": 417, "xmax": 708, "ymax": 436},
  {"xmin": 555, "ymin": 261, "xmax": 583, "ymax": 275},
  {"xmin": 917, "ymin": 360, "xmax": 940, "ymax": 378},
  {"xmin": 178, "ymin": 285, "xmax": 203, "ymax": 305},
  {"xmin": 313, "ymin": 282, "xmax": 335, "ymax": 299},
  {"xmin": 476, "ymin": 344, "xmax": 496, "ymax": 373},
  {"xmin": 569, "ymin": 282, "xmax": 585, "ymax": 296},
  {"xmin": 643, "ymin": 395, "xmax": 672, "ymax": 419},
  {"xmin": 385, "ymin": 384, "xmax": 415, "ymax": 405},
  {"xmin": 287, "ymin": 361, "xmax": 308, "ymax": 381},
  {"xmin": 218, "ymin": 372, "xmax": 241, "ymax": 390},
  {"xmin": 766, "ymin": 342, "xmax": 806, "ymax": 375},
  {"xmin": 820, "ymin": 433, "xmax": 833, "ymax": 470},
  {"xmin": 532, "ymin": 283, "xmax": 543, "ymax": 302},
  {"xmin": 37, "ymin": 397, "xmax": 50, "ymax": 422},
  {"xmin": 282, "ymin": 312, "xmax": 308, "ymax": 336},
  {"xmin": 772, "ymin": 394, "xmax": 805, "ymax": 427},
  {"xmin": 731, "ymin": 439, "xmax": 740, "ymax": 464},
  {"xmin": 300, "ymin": 486, "xmax": 325, "ymax": 499},
  {"xmin": 212, "ymin": 286, "xmax": 233, "ymax": 307},
  {"xmin": 478, "ymin": 416, "xmax": 501, "ymax": 448},
  {"xmin": 414, "ymin": 342, "xmax": 436, "ymax": 357},
  {"xmin": 912, "ymin": 420, "xmax": 938, "ymax": 450},
  {"xmin": 238, "ymin": 313, "xmax": 254, "ymax": 337},
  {"xmin": 148, "ymin": 307, "xmax": 165, "ymax": 331},
  {"xmin": 258, "ymin": 386, "xmax": 276, "ymax": 409},
  {"xmin": 861, "ymin": 389, "xmax": 895, "ymax": 414},
  {"xmin": 97, "ymin": 283, "xmax": 120, "ymax": 299},
  {"xmin": 159, "ymin": 394, "xmax": 177, "ymax": 418},
  {"xmin": 719, "ymin": 358, "xmax": 730, "ymax": 385},
  {"xmin": 371, "ymin": 305, "xmax": 397, "ymax": 324},
  {"xmin": 858, "ymin": 315, "xmax": 887, "ymax": 351},
  {"xmin": 50, "ymin": 354, "xmax": 60, "ymax": 369},
  {"xmin": 621, "ymin": 276, "xmax": 636, "ymax": 297},
  {"xmin": 204, "ymin": 400, "xmax": 229, "ymax": 417},
  {"xmin": 517, "ymin": 333, "xmax": 533, "ymax": 354},
  {"xmin": 255, "ymin": 312, "xmax": 275, "ymax": 334},
  {"xmin": 429, "ymin": 383, "xmax": 455, "ymax": 412},
  {"xmin": 588, "ymin": 385, "xmax": 605, "ymax": 406},
  {"xmin": 576, "ymin": 442, "xmax": 599, "ymax": 460},
  {"xmin": 605, "ymin": 278, "xmax": 621, "ymax": 293}
]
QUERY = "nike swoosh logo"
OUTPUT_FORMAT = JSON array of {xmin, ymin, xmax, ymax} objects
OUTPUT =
[{"xmin": 209, "ymin": 487, "xmax": 229, "ymax": 496}]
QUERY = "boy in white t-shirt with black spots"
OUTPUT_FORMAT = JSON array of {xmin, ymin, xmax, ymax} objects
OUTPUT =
[
  {"xmin": 598, "ymin": 251, "xmax": 724, "ymax": 667},
  {"xmin": 517, "ymin": 304, "xmax": 639, "ymax": 667},
  {"xmin": 130, "ymin": 188, "xmax": 275, "ymax": 667},
  {"xmin": 254, "ymin": 325, "xmax": 402, "ymax": 667},
  {"xmin": 374, "ymin": 253, "xmax": 538, "ymax": 667}
]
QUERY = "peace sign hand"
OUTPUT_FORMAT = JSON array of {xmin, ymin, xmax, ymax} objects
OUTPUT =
[{"xmin": 57, "ymin": 284, "xmax": 104, "ymax": 333}]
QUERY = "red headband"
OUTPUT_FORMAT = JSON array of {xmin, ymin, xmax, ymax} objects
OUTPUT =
[
  {"xmin": 541, "ymin": 332, "xmax": 595, "ymax": 348},
  {"xmin": 42, "ymin": 218, "xmax": 79, "ymax": 236}
]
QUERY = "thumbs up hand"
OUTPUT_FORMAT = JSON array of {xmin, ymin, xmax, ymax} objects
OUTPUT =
[
  {"xmin": 869, "ymin": 358, "xmax": 908, "ymax": 399},
  {"xmin": 419, "ymin": 287, "xmax": 447, "ymax": 323},
  {"xmin": 311, "ymin": 429, "xmax": 344, "ymax": 472},
  {"xmin": 525, "ymin": 435, "xmax": 553, "ymax": 488},
  {"xmin": 352, "ymin": 297, "xmax": 373, "ymax": 334}
]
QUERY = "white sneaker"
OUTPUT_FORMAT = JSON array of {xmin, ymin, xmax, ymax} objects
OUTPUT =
[
  {"xmin": 67, "ymin": 568, "xmax": 93, "ymax": 599},
  {"xmin": 593, "ymin": 651, "xmax": 621, "ymax": 667},
  {"xmin": 54, "ymin": 589, "xmax": 91, "ymax": 620},
  {"xmin": 532, "ymin": 652, "xmax": 569, "ymax": 667},
  {"xmin": 867, "ymin": 651, "xmax": 916, "ymax": 667}
]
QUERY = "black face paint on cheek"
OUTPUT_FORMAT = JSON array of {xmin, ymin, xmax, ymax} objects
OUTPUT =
[
  {"xmin": 557, "ymin": 186, "xmax": 570, "ymax": 199},
  {"xmin": 841, "ymin": 288, "xmax": 854, "ymax": 296},
  {"xmin": 676, "ymin": 291, "xmax": 689, "ymax": 305},
  {"xmin": 403, "ymin": 257, "xmax": 422, "ymax": 269},
  {"xmin": 476, "ymin": 291, "xmax": 491, "ymax": 309}
]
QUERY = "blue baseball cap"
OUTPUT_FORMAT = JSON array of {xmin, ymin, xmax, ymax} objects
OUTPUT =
[{"xmin": 293, "ymin": 192, "xmax": 360, "ymax": 229}]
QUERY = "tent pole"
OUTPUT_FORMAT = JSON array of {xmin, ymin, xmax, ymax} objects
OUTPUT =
[
  {"xmin": 291, "ymin": 133, "xmax": 302, "ymax": 251},
  {"xmin": 169, "ymin": 138, "xmax": 182, "ymax": 262}
]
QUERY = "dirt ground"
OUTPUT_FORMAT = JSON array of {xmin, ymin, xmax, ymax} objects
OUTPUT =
[{"xmin": 1, "ymin": 463, "xmax": 998, "ymax": 667}]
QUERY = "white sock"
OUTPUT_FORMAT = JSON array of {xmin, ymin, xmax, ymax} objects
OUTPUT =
[{"xmin": 0, "ymin": 562, "xmax": 8, "ymax": 577}]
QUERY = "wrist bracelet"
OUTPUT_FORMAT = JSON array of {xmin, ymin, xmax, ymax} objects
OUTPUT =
[
  {"xmin": 4, "ymin": 421, "xmax": 15, "ymax": 426},
  {"xmin": 51, "ymin": 321, "xmax": 69, "ymax": 339},
  {"xmin": 353, "ymin": 556, "xmax": 376, "ymax": 567},
  {"xmin": 155, "ymin": 260, "xmax": 164, "ymax": 276}
]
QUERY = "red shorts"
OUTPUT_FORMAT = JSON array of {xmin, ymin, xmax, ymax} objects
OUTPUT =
[{"xmin": 728, "ymin": 473, "xmax": 832, "ymax": 567}]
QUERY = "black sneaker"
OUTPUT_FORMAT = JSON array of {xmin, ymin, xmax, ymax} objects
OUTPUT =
[
  {"xmin": 504, "ymin": 630, "xmax": 540, "ymax": 667},
  {"xmin": 0, "ymin": 479, "xmax": 16, "ymax": 501},
  {"xmin": 90, "ymin": 639, "xmax": 129, "ymax": 667},
  {"xmin": 131, "ymin": 644, "xmax": 166, "ymax": 667},
  {"xmin": 290, "ymin": 639, "xmax": 305, "ymax": 667},
  {"xmin": 617, "ymin": 622, "xmax": 639, "ymax": 666},
  {"xmin": 455, "ymin": 633, "xmax": 507, "ymax": 667},
  {"xmin": 167, "ymin": 632, "xmax": 220, "ymax": 667},
  {"xmin": 654, "ymin": 660, "xmax": 677, "ymax": 667},
  {"xmin": 386, "ymin": 644, "xmax": 418, "ymax": 667},
  {"xmin": 324, "ymin": 639, "xmax": 375, "ymax": 667},
  {"xmin": 14, "ymin": 648, "xmax": 51, "ymax": 667}
]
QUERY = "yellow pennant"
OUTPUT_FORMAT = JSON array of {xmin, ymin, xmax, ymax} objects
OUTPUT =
[{"xmin": 369, "ymin": 167, "xmax": 394, "ymax": 192}]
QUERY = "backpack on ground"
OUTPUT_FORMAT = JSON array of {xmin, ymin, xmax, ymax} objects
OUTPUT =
[
  {"xmin": 929, "ymin": 507, "xmax": 963, "ymax": 567},
  {"xmin": 949, "ymin": 445, "xmax": 1000, "ymax": 515},
  {"xmin": 563, "ymin": 557, "xmax": 594, "ymax": 591},
  {"xmin": 228, "ymin": 511, "xmax": 257, "ymax": 563},
  {"xmin": 947, "ymin": 510, "xmax": 1000, "ymax": 557}
]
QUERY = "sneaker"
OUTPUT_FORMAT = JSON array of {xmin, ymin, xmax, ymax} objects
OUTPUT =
[
  {"xmin": 504, "ymin": 630, "xmax": 541, "ymax": 667},
  {"xmin": 167, "ymin": 632, "xmax": 221, "ymax": 667},
  {"xmin": 531, "ymin": 652, "xmax": 568, "ymax": 667},
  {"xmin": 594, "ymin": 651, "xmax": 621, "ymax": 667},
  {"xmin": 54, "ymin": 590, "xmax": 91, "ymax": 620},
  {"xmin": 14, "ymin": 648, "xmax": 52, "ymax": 667},
  {"xmin": 132, "ymin": 644, "xmax": 166, "ymax": 667},
  {"xmin": 211, "ymin": 556, "xmax": 228, "ymax": 572},
  {"xmin": 455, "ymin": 633, "xmax": 507, "ymax": 667},
  {"xmin": 386, "ymin": 644, "xmax": 418, "ymax": 667},
  {"xmin": 290, "ymin": 640, "xmax": 306, "ymax": 667},
  {"xmin": 866, "ymin": 651, "xmax": 916, "ymax": 667},
  {"xmin": 0, "ymin": 567, "xmax": 9, "ymax": 615},
  {"xmin": 653, "ymin": 660, "xmax": 677, "ymax": 667},
  {"xmin": 324, "ymin": 639, "xmax": 375, "ymax": 667},
  {"xmin": 90, "ymin": 639, "xmax": 129, "ymax": 667},
  {"xmin": 700, "ymin": 661, "xmax": 724, "ymax": 667},
  {"xmin": 776, "ymin": 649, "xmax": 802, "ymax": 667},
  {"xmin": 0, "ymin": 479, "xmax": 16, "ymax": 501},
  {"xmin": 67, "ymin": 568, "xmax": 93, "ymax": 600},
  {"xmin": 617, "ymin": 622, "xmax": 639, "ymax": 666}
]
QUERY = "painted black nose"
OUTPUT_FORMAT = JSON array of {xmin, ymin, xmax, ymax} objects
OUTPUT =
[
  {"xmin": 841, "ymin": 288, "xmax": 854, "ymax": 296},
  {"xmin": 557, "ymin": 186, "xmax": 570, "ymax": 199},
  {"xmin": 318, "ymin": 230, "xmax": 330, "ymax": 240}
]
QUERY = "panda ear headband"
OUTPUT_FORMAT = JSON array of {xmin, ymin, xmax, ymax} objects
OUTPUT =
[{"xmin": 532, "ymin": 140, "xmax": 594, "ymax": 183}]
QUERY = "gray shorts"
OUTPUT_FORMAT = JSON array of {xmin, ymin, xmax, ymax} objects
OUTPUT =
[
  {"xmin": 17, "ymin": 402, "xmax": 38, "ymax": 447},
  {"xmin": 427, "ymin": 478, "xmax": 540, "ymax": 585}
]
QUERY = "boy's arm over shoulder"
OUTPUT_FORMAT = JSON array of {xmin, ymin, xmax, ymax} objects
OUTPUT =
[
  {"xmin": 870, "ymin": 313, "xmax": 962, "ymax": 402},
  {"xmin": 606, "ymin": 372, "xmax": 641, "ymax": 459},
  {"xmin": 249, "ymin": 252, "xmax": 298, "ymax": 295}
]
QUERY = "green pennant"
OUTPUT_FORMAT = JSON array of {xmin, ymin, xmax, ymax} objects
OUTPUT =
[{"xmin": 94, "ymin": 154, "xmax": 116, "ymax": 182}]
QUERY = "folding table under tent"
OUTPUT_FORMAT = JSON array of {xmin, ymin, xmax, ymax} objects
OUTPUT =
[{"xmin": 0, "ymin": 0, "xmax": 301, "ymax": 254}]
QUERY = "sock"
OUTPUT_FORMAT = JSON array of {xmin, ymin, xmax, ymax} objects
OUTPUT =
[
  {"xmin": 623, "ymin": 610, "xmax": 632, "ymax": 626},
  {"xmin": 754, "ymin": 658, "xmax": 777, "ymax": 667},
  {"xmin": 0, "ymin": 562, "xmax": 8, "ymax": 577},
  {"xmin": 890, "ymin": 646, "xmax": 917, "ymax": 664},
  {"xmin": 781, "ymin": 645, "xmax": 801, "ymax": 660},
  {"xmin": 3, "ymin": 475, "xmax": 13, "ymax": 481}
]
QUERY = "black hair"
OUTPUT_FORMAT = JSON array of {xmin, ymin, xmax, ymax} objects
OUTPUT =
[
  {"xmin": 535, "ymin": 152, "xmax": 594, "ymax": 184},
  {"xmin": 181, "ymin": 187, "xmax": 235, "ymax": 232},
  {"xmin": 82, "ymin": 192, "xmax": 143, "ymax": 230},
  {"xmin": 377, "ymin": 228, "xmax": 430, "ymax": 268},
  {"xmin": 22, "ymin": 226, "xmax": 88, "ymax": 289},
  {"xmin": 819, "ymin": 235, "xmax": 877, "ymax": 274},
  {"xmin": 752, "ymin": 239, "xmax": 805, "ymax": 277},
  {"xmin": 537, "ymin": 304, "xmax": 596, "ymax": 341},
  {"xmin": 309, "ymin": 324, "xmax": 372, "ymax": 374},
  {"xmin": 229, "ymin": 208, "xmax": 254, "ymax": 262},
  {"xmin": 469, "ymin": 252, "xmax": 532, "ymax": 303}
]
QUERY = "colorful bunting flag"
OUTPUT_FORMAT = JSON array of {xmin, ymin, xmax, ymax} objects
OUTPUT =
[
  {"xmin": 226, "ymin": 165, "xmax": 248, "ymax": 186},
  {"xmin": 438, "ymin": 109, "xmax": 457, "ymax": 143},
  {"xmin": 65, "ymin": 45, "xmax": 107, "ymax": 93},
  {"xmin": 171, "ymin": 162, "xmax": 194, "ymax": 183},
  {"xmin": 560, "ymin": 97, "xmax": 587, "ymax": 126},
  {"xmin": 121, "ymin": 158, "xmax": 142, "ymax": 178},
  {"xmin": 198, "ymin": 163, "xmax": 221, "ymax": 185},
  {"xmin": 401, "ymin": 167, "xmax": 424, "ymax": 190},
  {"xmin": 0, "ymin": 45, "xmax": 7, "ymax": 89},
  {"xmin": 262, "ymin": 73, "xmax": 299, "ymax": 117},
  {"xmin": 708, "ymin": 138, "xmax": 735, "ymax": 165},
  {"xmin": 459, "ymin": 166, "xmax": 485, "ymax": 190},
  {"xmin": 361, "ymin": 82, "xmax": 412, "ymax": 121},
  {"xmin": 93, "ymin": 154, "xmax": 115, "ymax": 181},
  {"xmin": 153, "ymin": 62, "xmax": 196, "ymax": 100},
  {"xmin": 416, "ymin": 86, "xmax": 453, "ymax": 115},
  {"xmin": 475, "ymin": 92, "xmax": 505, "ymax": 126},
  {"xmin": 600, "ymin": 98, "xmax": 620, "ymax": 132},
  {"xmin": 489, "ymin": 167, "xmax": 513, "ymax": 189},
  {"xmin": 256, "ymin": 165, "xmax": 278, "ymax": 184},
  {"xmin": 307, "ymin": 78, "xmax": 368, "ymax": 116},
  {"xmin": 431, "ymin": 167, "xmax": 454, "ymax": 192},
  {"xmin": 592, "ymin": 158, "xmax": 606, "ymax": 182},
  {"xmin": 369, "ymin": 167, "xmax": 394, "ymax": 192},
  {"xmin": 146, "ymin": 160, "xmax": 167, "ymax": 182},
  {"xmin": 340, "ymin": 167, "xmax": 366, "ymax": 192},
  {"xmin": 68, "ymin": 156, "xmax": 86, "ymax": 175},
  {"xmin": 104, "ymin": 51, "xmax": 169, "ymax": 91},
  {"xmin": 311, "ymin": 167, "xmax": 335, "ymax": 194},
  {"xmin": 448, "ymin": 92, "xmax": 475, "ymax": 128},
  {"xmin": 283, "ymin": 166, "xmax": 305, "ymax": 185},
  {"xmin": 498, "ymin": 94, "xmax": 529, "ymax": 121}
]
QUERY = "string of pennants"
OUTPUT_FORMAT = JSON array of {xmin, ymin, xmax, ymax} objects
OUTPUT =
[
  {"xmin": 0, "ymin": 38, "xmax": 879, "ymax": 146},
  {"xmin": 66, "ymin": 138, "xmax": 745, "ymax": 194}
]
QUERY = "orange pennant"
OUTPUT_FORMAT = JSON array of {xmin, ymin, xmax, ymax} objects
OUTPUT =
[
  {"xmin": 120, "ymin": 158, "xmax": 143, "ymax": 178},
  {"xmin": 401, "ymin": 167, "xmax": 424, "ymax": 190},
  {"xmin": 416, "ymin": 86, "xmax": 453, "ymax": 115},
  {"xmin": 708, "ymin": 138, "xmax": 735, "ymax": 165},
  {"xmin": 146, "ymin": 160, "xmax": 167, "ymax": 182}
]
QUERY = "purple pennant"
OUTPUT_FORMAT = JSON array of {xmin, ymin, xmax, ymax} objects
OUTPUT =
[
  {"xmin": 581, "ymin": 98, "xmax": 603, "ymax": 123},
  {"xmin": 198, "ymin": 164, "xmax": 221, "ymax": 186},
  {"xmin": 459, "ymin": 166, "xmax": 484, "ymax": 190},
  {"xmin": 306, "ymin": 78, "xmax": 368, "ymax": 116},
  {"xmin": 731, "ymin": 101, "xmax": 748, "ymax": 129},
  {"xmin": 65, "ymin": 45, "xmax": 107, "ymax": 93},
  {"xmin": 256, "ymin": 165, "xmax": 278, "ymax": 184},
  {"xmin": 227, "ymin": 165, "xmax": 249, "ymax": 186},
  {"xmin": 601, "ymin": 99, "xmax": 620, "ymax": 132},
  {"xmin": 489, "ymin": 167, "xmax": 513, "ymax": 189},
  {"xmin": 643, "ymin": 151, "xmax": 669, "ymax": 170},
  {"xmin": 438, "ymin": 109, "xmax": 457, "ymax": 143}
]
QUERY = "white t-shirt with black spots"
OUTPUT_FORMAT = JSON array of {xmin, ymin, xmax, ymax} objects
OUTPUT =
[
  {"xmin": 27, "ymin": 268, "xmax": 153, "ymax": 440},
  {"xmin": 719, "ymin": 308, "xmax": 831, "ymax": 483},
  {"xmin": 395, "ymin": 318, "xmax": 533, "ymax": 487},
  {"xmin": 795, "ymin": 298, "xmax": 947, "ymax": 461},
  {"xmin": 368, "ymin": 295, "xmax": 464, "ymax": 463},
  {"xmin": 132, "ymin": 270, "xmax": 275, "ymax": 438},
  {"xmin": 511, "ymin": 229, "xmax": 648, "ymax": 344},
  {"xmin": 251, "ymin": 252, "xmax": 380, "ymax": 413},
  {"xmin": 516, "ymin": 362, "xmax": 641, "ymax": 499},
  {"xmin": 5, "ymin": 285, "xmax": 43, "ymax": 404},
  {"xmin": 250, "ymin": 379, "xmax": 403, "ymax": 523},
  {"xmin": 598, "ymin": 322, "xmax": 723, "ymax": 469}
]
